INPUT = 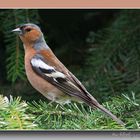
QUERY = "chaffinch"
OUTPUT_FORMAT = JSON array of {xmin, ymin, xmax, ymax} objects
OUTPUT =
[{"xmin": 12, "ymin": 23, "xmax": 124, "ymax": 126}]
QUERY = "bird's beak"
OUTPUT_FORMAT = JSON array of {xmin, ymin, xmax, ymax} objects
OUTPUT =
[{"xmin": 12, "ymin": 28, "xmax": 22, "ymax": 35}]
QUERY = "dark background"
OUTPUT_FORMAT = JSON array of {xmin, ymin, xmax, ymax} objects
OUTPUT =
[{"xmin": 0, "ymin": 9, "xmax": 140, "ymax": 103}]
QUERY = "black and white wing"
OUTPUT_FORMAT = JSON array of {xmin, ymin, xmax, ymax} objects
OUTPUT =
[
  {"xmin": 30, "ymin": 54, "xmax": 93, "ymax": 103},
  {"xmin": 30, "ymin": 54, "xmax": 125, "ymax": 126}
]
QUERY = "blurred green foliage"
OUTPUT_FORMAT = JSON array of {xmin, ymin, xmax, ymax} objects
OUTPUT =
[
  {"xmin": 84, "ymin": 10, "xmax": 140, "ymax": 101},
  {"xmin": 0, "ymin": 9, "xmax": 39, "ymax": 82}
]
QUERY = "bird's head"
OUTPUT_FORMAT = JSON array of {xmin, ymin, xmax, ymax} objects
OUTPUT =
[{"xmin": 12, "ymin": 23, "xmax": 44, "ymax": 45}]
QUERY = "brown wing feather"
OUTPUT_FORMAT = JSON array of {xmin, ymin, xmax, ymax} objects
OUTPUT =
[
  {"xmin": 38, "ymin": 49, "xmax": 99, "ymax": 105},
  {"xmin": 33, "ymin": 49, "xmax": 125, "ymax": 126},
  {"xmin": 31, "ymin": 51, "xmax": 93, "ymax": 104}
]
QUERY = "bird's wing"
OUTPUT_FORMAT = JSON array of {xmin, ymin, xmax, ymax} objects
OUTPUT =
[
  {"xmin": 30, "ymin": 53, "xmax": 125, "ymax": 126},
  {"xmin": 30, "ymin": 53, "xmax": 95, "ymax": 104}
]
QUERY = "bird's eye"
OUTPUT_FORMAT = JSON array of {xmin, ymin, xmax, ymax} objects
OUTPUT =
[{"xmin": 25, "ymin": 28, "xmax": 32, "ymax": 32}]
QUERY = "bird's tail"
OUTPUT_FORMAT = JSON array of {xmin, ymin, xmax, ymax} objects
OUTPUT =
[
  {"xmin": 92, "ymin": 102, "xmax": 125, "ymax": 126},
  {"xmin": 84, "ymin": 94, "xmax": 125, "ymax": 126}
]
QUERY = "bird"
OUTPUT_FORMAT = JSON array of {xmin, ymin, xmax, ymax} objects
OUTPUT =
[{"xmin": 12, "ymin": 23, "xmax": 125, "ymax": 126}]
